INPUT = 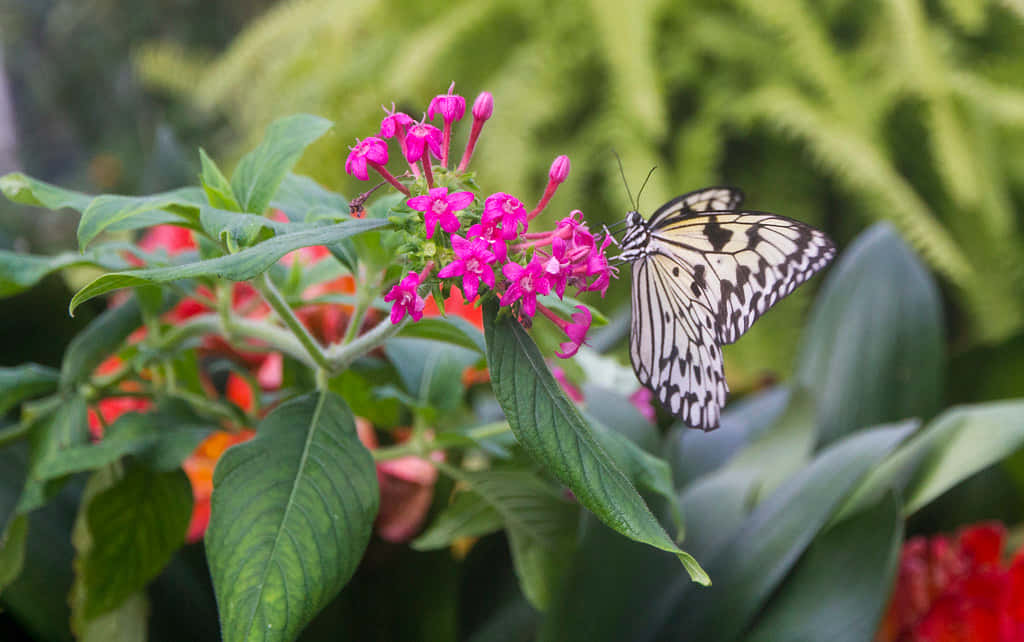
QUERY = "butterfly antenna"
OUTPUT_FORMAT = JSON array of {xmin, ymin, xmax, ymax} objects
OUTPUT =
[
  {"xmin": 636, "ymin": 166, "xmax": 657, "ymax": 212},
  {"xmin": 612, "ymin": 150, "xmax": 637, "ymax": 211}
]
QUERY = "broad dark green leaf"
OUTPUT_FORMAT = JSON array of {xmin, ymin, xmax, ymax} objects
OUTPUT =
[
  {"xmin": 837, "ymin": 399, "xmax": 1024, "ymax": 522},
  {"xmin": 61, "ymin": 298, "xmax": 144, "ymax": 387},
  {"xmin": 0, "ymin": 250, "xmax": 134, "ymax": 299},
  {"xmin": 230, "ymin": 114, "xmax": 333, "ymax": 215},
  {"xmin": 588, "ymin": 418, "xmax": 684, "ymax": 539},
  {"xmin": 35, "ymin": 411, "xmax": 213, "ymax": 480},
  {"xmin": 0, "ymin": 171, "xmax": 93, "ymax": 211},
  {"xmin": 198, "ymin": 205, "xmax": 307, "ymax": 248},
  {"xmin": 206, "ymin": 392, "xmax": 378, "ymax": 642},
  {"xmin": 385, "ymin": 337, "xmax": 480, "ymax": 412},
  {"xmin": 77, "ymin": 187, "xmax": 205, "ymax": 250},
  {"xmin": 745, "ymin": 493, "xmax": 903, "ymax": 642},
  {"xmin": 412, "ymin": 491, "xmax": 504, "ymax": 551},
  {"xmin": 797, "ymin": 223, "xmax": 945, "ymax": 445},
  {"xmin": 270, "ymin": 172, "xmax": 348, "ymax": 221},
  {"xmin": 69, "ymin": 218, "xmax": 387, "ymax": 313},
  {"xmin": 0, "ymin": 363, "xmax": 59, "ymax": 416},
  {"xmin": 398, "ymin": 316, "xmax": 487, "ymax": 355},
  {"xmin": 657, "ymin": 422, "xmax": 914, "ymax": 641},
  {"xmin": 17, "ymin": 396, "xmax": 90, "ymax": 513},
  {"xmin": 483, "ymin": 303, "xmax": 708, "ymax": 584},
  {"xmin": 199, "ymin": 148, "xmax": 241, "ymax": 211},
  {"xmin": 73, "ymin": 466, "xmax": 190, "ymax": 619}
]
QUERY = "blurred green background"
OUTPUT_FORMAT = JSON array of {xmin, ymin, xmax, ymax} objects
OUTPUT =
[{"xmin": 2, "ymin": 0, "xmax": 1024, "ymax": 639}]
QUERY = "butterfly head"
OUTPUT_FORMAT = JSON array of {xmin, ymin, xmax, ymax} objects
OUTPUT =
[{"xmin": 619, "ymin": 210, "xmax": 650, "ymax": 260}]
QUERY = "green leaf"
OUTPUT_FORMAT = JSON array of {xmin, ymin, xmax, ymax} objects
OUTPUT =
[
  {"xmin": 797, "ymin": 223, "xmax": 945, "ymax": 445},
  {"xmin": 34, "ymin": 411, "xmax": 213, "ymax": 480},
  {"xmin": 73, "ymin": 466, "xmax": 191, "ymax": 619},
  {"xmin": 68, "ymin": 218, "xmax": 387, "ymax": 314},
  {"xmin": 230, "ymin": 114, "xmax": 334, "ymax": 215},
  {"xmin": 61, "ymin": 297, "xmax": 145, "ymax": 387},
  {"xmin": 483, "ymin": 302, "xmax": 708, "ymax": 584},
  {"xmin": 588, "ymin": 418, "xmax": 684, "ymax": 539},
  {"xmin": 77, "ymin": 592, "xmax": 150, "ymax": 642},
  {"xmin": 17, "ymin": 396, "xmax": 91, "ymax": 513},
  {"xmin": 0, "ymin": 250, "xmax": 135, "ymax": 298},
  {"xmin": 657, "ymin": 422, "xmax": 914, "ymax": 641},
  {"xmin": 0, "ymin": 363, "xmax": 59, "ymax": 416},
  {"xmin": 206, "ymin": 391, "xmax": 378, "ymax": 642},
  {"xmin": 77, "ymin": 187, "xmax": 205, "ymax": 250},
  {"xmin": 0, "ymin": 514, "xmax": 28, "ymax": 592},
  {"xmin": 270, "ymin": 172, "xmax": 348, "ymax": 220},
  {"xmin": 837, "ymin": 399, "xmax": 1024, "ymax": 522},
  {"xmin": 384, "ymin": 337, "xmax": 480, "ymax": 411},
  {"xmin": 0, "ymin": 171, "xmax": 93, "ymax": 211},
  {"xmin": 745, "ymin": 493, "xmax": 903, "ymax": 642},
  {"xmin": 398, "ymin": 316, "xmax": 487, "ymax": 355},
  {"xmin": 199, "ymin": 148, "xmax": 242, "ymax": 211},
  {"xmin": 198, "ymin": 205, "xmax": 305, "ymax": 248},
  {"xmin": 412, "ymin": 492, "xmax": 504, "ymax": 551}
]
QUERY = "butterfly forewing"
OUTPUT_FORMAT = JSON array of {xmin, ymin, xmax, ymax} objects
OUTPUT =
[{"xmin": 625, "ymin": 187, "xmax": 835, "ymax": 431}]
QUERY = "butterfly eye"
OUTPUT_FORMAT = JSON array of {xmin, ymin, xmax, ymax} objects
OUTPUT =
[{"xmin": 627, "ymin": 211, "xmax": 643, "ymax": 227}]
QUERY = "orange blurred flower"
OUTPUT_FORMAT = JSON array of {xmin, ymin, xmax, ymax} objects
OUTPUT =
[{"xmin": 182, "ymin": 430, "xmax": 255, "ymax": 542}]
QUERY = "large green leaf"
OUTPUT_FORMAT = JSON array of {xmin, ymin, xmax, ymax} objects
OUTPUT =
[
  {"xmin": 77, "ymin": 187, "xmax": 205, "ymax": 250},
  {"xmin": 797, "ymin": 223, "xmax": 945, "ymax": 445},
  {"xmin": 205, "ymin": 391, "xmax": 378, "ymax": 642},
  {"xmin": 61, "ymin": 298, "xmax": 145, "ymax": 388},
  {"xmin": 837, "ymin": 399, "xmax": 1024, "ymax": 522},
  {"xmin": 0, "ymin": 363, "xmax": 59, "ymax": 416},
  {"xmin": 230, "ymin": 114, "xmax": 333, "ymax": 215},
  {"xmin": 655, "ymin": 422, "xmax": 914, "ymax": 641},
  {"xmin": 483, "ymin": 302, "xmax": 708, "ymax": 584},
  {"xmin": 68, "ymin": 218, "xmax": 387, "ymax": 313},
  {"xmin": 412, "ymin": 491, "xmax": 504, "ymax": 550},
  {"xmin": 71, "ymin": 466, "xmax": 190, "ymax": 621},
  {"xmin": 397, "ymin": 316, "xmax": 487, "ymax": 355},
  {"xmin": 0, "ymin": 250, "xmax": 135, "ymax": 299},
  {"xmin": 384, "ymin": 337, "xmax": 480, "ymax": 412},
  {"xmin": 745, "ymin": 493, "xmax": 903, "ymax": 642},
  {"xmin": 0, "ymin": 172, "xmax": 93, "ymax": 211},
  {"xmin": 0, "ymin": 514, "xmax": 28, "ymax": 593},
  {"xmin": 270, "ymin": 172, "xmax": 348, "ymax": 221}
]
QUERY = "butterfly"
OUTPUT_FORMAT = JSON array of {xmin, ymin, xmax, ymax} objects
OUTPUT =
[{"xmin": 618, "ymin": 187, "xmax": 836, "ymax": 430}]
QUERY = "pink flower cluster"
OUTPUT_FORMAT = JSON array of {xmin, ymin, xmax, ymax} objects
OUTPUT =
[{"xmin": 345, "ymin": 83, "xmax": 616, "ymax": 359}]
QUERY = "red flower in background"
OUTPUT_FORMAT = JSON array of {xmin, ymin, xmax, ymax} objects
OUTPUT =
[{"xmin": 876, "ymin": 522, "xmax": 1024, "ymax": 642}]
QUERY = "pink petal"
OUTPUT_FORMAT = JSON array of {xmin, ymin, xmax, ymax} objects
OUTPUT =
[
  {"xmin": 407, "ymin": 195, "xmax": 432, "ymax": 211},
  {"xmin": 446, "ymin": 191, "xmax": 475, "ymax": 211}
]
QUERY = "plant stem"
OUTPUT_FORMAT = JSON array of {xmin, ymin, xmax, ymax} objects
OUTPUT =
[
  {"xmin": 255, "ymin": 272, "xmax": 331, "ymax": 371},
  {"xmin": 370, "ymin": 421, "xmax": 512, "ymax": 462},
  {"xmin": 326, "ymin": 317, "xmax": 406, "ymax": 373}
]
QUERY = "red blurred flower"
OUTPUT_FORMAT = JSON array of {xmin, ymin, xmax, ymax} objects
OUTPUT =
[
  {"xmin": 876, "ymin": 522, "xmax": 1024, "ymax": 642},
  {"xmin": 183, "ymin": 430, "xmax": 255, "ymax": 542}
]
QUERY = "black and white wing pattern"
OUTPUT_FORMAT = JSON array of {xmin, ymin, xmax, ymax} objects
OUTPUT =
[{"xmin": 624, "ymin": 187, "xmax": 835, "ymax": 431}]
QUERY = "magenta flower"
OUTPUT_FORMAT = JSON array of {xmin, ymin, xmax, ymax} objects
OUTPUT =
[
  {"xmin": 484, "ymin": 192, "xmax": 529, "ymax": 239},
  {"xmin": 437, "ymin": 234, "xmax": 496, "ymax": 301},
  {"xmin": 428, "ymin": 82, "xmax": 466, "ymax": 125},
  {"xmin": 379, "ymin": 106, "xmax": 415, "ymax": 139},
  {"xmin": 555, "ymin": 305, "xmax": 592, "ymax": 358},
  {"xmin": 500, "ymin": 257, "xmax": 551, "ymax": 318},
  {"xmin": 556, "ymin": 210, "xmax": 596, "ymax": 249},
  {"xmin": 345, "ymin": 137, "xmax": 389, "ymax": 180},
  {"xmin": 530, "ymin": 154, "xmax": 571, "ymax": 220},
  {"xmin": 541, "ymin": 237, "xmax": 573, "ymax": 298},
  {"xmin": 629, "ymin": 387, "xmax": 656, "ymax": 423},
  {"xmin": 384, "ymin": 271, "xmax": 427, "ymax": 324},
  {"xmin": 458, "ymin": 91, "xmax": 494, "ymax": 172},
  {"xmin": 580, "ymin": 234, "xmax": 615, "ymax": 296},
  {"xmin": 404, "ymin": 119, "xmax": 443, "ymax": 164},
  {"xmin": 407, "ymin": 187, "xmax": 474, "ymax": 239}
]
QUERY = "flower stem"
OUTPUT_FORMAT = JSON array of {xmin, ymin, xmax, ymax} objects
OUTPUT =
[
  {"xmin": 255, "ymin": 273, "xmax": 332, "ymax": 371},
  {"xmin": 421, "ymin": 158, "xmax": 434, "ymax": 188},
  {"xmin": 326, "ymin": 317, "xmax": 406, "ymax": 373}
]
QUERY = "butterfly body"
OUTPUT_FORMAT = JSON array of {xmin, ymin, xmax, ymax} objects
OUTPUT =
[{"xmin": 621, "ymin": 187, "xmax": 835, "ymax": 431}]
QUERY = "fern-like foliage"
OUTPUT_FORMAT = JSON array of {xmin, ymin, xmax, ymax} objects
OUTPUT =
[{"xmin": 135, "ymin": 0, "xmax": 1024, "ymax": 374}]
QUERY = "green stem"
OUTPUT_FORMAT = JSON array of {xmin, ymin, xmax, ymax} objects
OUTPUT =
[
  {"xmin": 370, "ymin": 422, "xmax": 512, "ymax": 462},
  {"xmin": 326, "ymin": 318, "xmax": 406, "ymax": 373},
  {"xmin": 255, "ymin": 272, "xmax": 331, "ymax": 371},
  {"xmin": 156, "ymin": 313, "xmax": 318, "ymax": 370},
  {"xmin": 170, "ymin": 389, "xmax": 247, "ymax": 428}
]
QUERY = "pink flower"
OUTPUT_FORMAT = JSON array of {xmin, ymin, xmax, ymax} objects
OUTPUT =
[
  {"xmin": 383, "ymin": 271, "xmax": 427, "ymax": 324},
  {"xmin": 466, "ymin": 215, "xmax": 509, "ymax": 262},
  {"xmin": 458, "ymin": 91, "xmax": 494, "ymax": 172},
  {"xmin": 427, "ymin": 82, "xmax": 466, "ymax": 125},
  {"xmin": 379, "ymin": 105, "xmax": 414, "ymax": 139},
  {"xmin": 556, "ymin": 210, "xmax": 596, "ymax": 249},
  {"xmin": 407, "ymin": 187, "xmax": 474, "ymax": 239},
  {"xmin": 580, "ymin": 234, "xmax": 614, "ymax": 296},
  {"xmin": 539, "ymin": 304, "xmax": 591, "ymax": 358},
  {"xmin": 629, "ymin": 388, "xmax": 656, "ymax": 423},
  {"xmin": 541, "ymin": 237, "xmax": 572, "ymax": 298},
  {"xmin": 530, "ymin": 155, "xmax": 571, "ymax": 219},
  {"xmin": 345, "ymin": 137, "xmax": 389, "ymax": 180},
  {"xmin": 404, "ymin": 119, "xmax": 443, "ymax": 164},
  {"xmin": 484, "ymin": 192, "xmax": 529, "ymax": 240},
  {"xmin": 437, "ymin": 234, "xmax": 496, "ymax": 301},
  {"xmin": 500, "ymin": 257, "xmax": 551, "ymax": 318}
]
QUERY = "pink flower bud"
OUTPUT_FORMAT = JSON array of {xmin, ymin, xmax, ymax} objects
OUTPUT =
[
  {"xmin": 472, "ymin": 91, "xmax": 494, "ymax": 121},
  {"xmin": 549, "ymin": 155, "xmax": 570, "ymax": 184}
]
